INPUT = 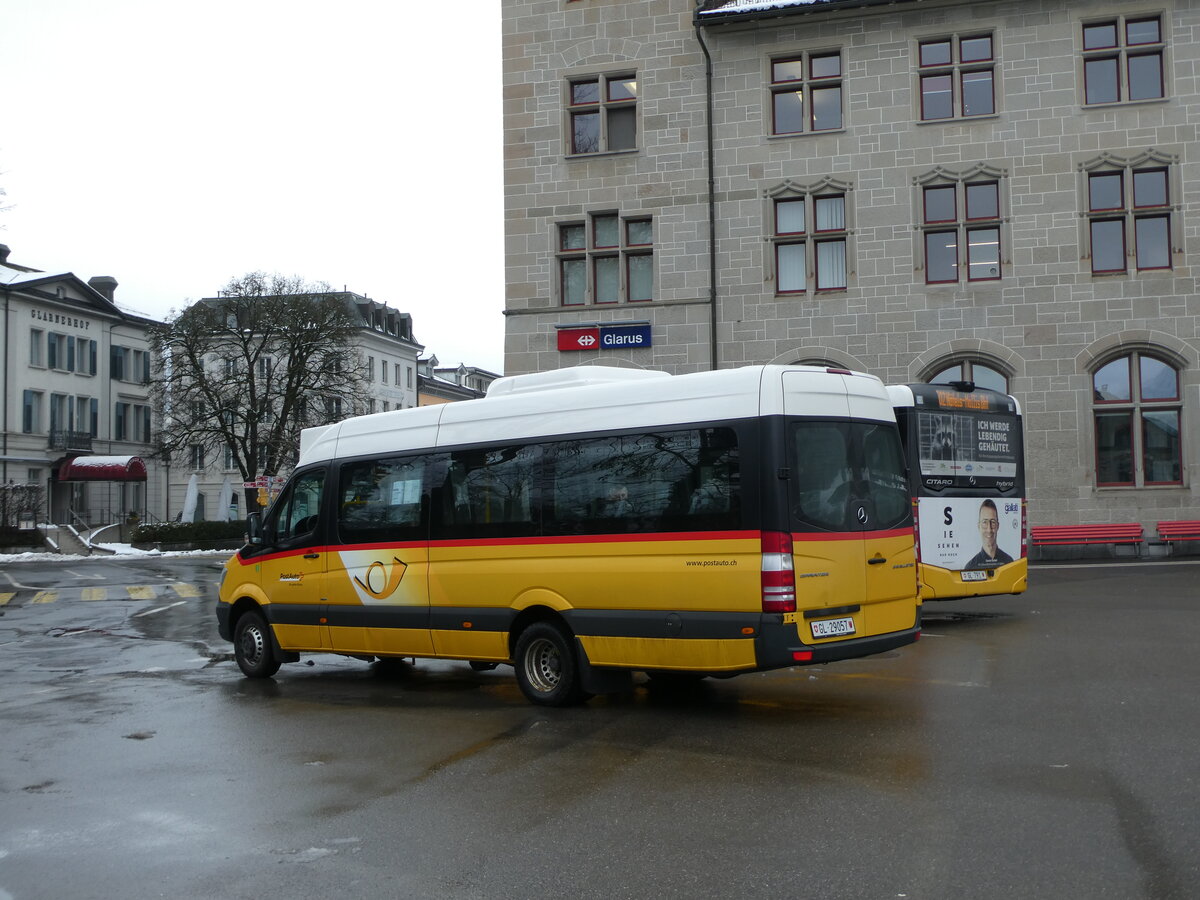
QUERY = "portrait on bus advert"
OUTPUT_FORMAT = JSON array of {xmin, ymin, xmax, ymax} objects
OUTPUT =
[{"xmin": 917, "ymin": 497, "xmax": 1021, "ymax": 570}]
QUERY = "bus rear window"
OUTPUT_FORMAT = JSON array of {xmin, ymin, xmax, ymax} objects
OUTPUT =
[{"xmin": 791, "ymin": 421, "xmax": 909, "ymax": 532}]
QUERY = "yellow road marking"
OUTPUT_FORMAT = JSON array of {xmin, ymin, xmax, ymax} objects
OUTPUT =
[
  {"xmin": 171, "ymin": 583, "xmax": 201, "ymax": 598},
  {"xmin": 32, "ymin": 591, "xmax": 58, "ymax": 604},
  {"xmin": 81, "ymin": 587, "xmax": 108, "ymax": 602},
  {"xmin": 126, "ymin": 586, "xmax": 156, "ymax": 600},
  {"xmin": 0, "ymin": 592, "xmax": 15, "ymax": 606}
]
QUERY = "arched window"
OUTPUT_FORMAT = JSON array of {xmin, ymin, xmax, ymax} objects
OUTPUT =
[
  {"xmin": 929, "ymin": 360, "xmax": 1008, "ymax": 393},
  {"xmin": 1092, "ymin": 351, "xmax": 1182, "ymax": 486}
]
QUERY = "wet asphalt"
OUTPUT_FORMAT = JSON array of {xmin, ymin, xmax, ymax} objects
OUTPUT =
[{"xmin": 1, "ymin": 555, "xmax": 1198, "ymax": 899}]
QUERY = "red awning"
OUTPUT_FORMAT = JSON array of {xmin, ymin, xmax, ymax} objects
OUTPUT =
[{"xmin": 58, "ymin": 456, "xmax": 148, "ymax": 482}]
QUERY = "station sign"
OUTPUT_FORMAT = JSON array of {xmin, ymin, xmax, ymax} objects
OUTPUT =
[{"xmin": 558, "ymin": 323, "xmax": 653, "ymax": 352}]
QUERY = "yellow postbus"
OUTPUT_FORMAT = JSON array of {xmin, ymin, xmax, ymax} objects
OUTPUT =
[
  {"xmin": 217, "ymin": 365, "xmax": 921, "ymax": 706},
  {"xmin": 887, "ymin": 381, "xmax": 1028, "ymax": 602}
]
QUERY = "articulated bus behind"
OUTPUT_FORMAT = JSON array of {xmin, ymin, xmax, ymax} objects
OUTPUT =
[
  {"xmin": 218, "ymin": 365, "xmax": 922, "ymax": 707},
  {"xmin": 887, "ymin": 382, "xmax": 1028, "ymax": 602}
]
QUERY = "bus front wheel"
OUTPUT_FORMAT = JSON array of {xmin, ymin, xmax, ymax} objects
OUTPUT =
[
  {"xmin": 234, "ymin": 610, "xmax": 281, "ymax": 678},
  {"xmin": 514, "ymin": 622, "xmax": 586, "ymax": 707}
]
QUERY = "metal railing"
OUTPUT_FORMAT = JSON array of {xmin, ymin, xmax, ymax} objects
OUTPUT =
[{"xmin": 49, "ymin": 430, "xmax": 94, "ymax": 451}]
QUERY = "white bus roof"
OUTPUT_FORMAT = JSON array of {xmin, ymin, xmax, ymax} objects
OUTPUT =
[{"xmin": 298, "ymin": 365, "xmax": 894, "ymax": 466}]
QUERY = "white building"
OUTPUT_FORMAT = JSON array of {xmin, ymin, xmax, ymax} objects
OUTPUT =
[{"xmin": 0, "ymin": 244, "xmax": 162, "ymax": 530}]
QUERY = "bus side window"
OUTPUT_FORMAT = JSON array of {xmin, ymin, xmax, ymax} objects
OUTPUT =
[
  {"xmin": 544, "ymin": 427, "xmax": 740, "ymax": 536},
  {"xmin": 435, "ymin": 445, "xmax": 540, "ymax": 539},
  {"xmin": 273, "ymin": 469, "xmax": 325, "ymax": 544},
  {"xmin": 338, "ymin": 456, "xmax": 429, "ymax": 544}
]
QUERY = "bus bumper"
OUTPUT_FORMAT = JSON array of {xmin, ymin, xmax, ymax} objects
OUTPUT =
[
  {"xmin": 755, "ymin": 610, "xmax": 921, "ymax": 669},
  {"xmin": 216, "ymin": 601, "xmax": 232, "ymax": 642}
]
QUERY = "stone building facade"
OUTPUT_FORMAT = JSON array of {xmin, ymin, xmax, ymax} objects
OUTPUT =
[{"xmin": 501, "ymin": 0, "xmax": 1200, "ymax": 528}]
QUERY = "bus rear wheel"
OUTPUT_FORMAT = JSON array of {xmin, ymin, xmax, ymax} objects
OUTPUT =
[
  {"xmin": 514, "ymin": 622, "xmax": 586, "ymax": 707},
  {"xmin": 234, "ymin": 610, "xmax": 281, "ymax": 678}
]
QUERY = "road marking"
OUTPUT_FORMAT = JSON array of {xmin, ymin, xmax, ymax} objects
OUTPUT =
[
  {"xmin": 171, "ymin": 582, "xmax": 202, "ymax": 598},
  {"xmin": 133, "ymin": 601, "xmax": 186, "ymax": 617},
  {"xmin": 1, "ymin": 572, "xmax": 37, "ymax": 590},
  {"xmin": 126, "ymin": 585, "xmax": 156, "ymax": 600},
  {"xmin": 81, "ymin": 587, "xmax": 108, "ymax": 602},
  {"xmin": 32, "ymin": 590, "xmax": 58, "ymax": 604},
  {"xmin": 0, "ymin": 592, "xmax": 15, "ymax": 606},
  {"xmin": 64, "ymin": 569, "xmax": 103, "ymax": 579}
]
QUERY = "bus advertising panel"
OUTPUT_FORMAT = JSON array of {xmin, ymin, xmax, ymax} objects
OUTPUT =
[{"xmin": 917, "ymin": 496, "xmax": 1022, "ymax": 572}]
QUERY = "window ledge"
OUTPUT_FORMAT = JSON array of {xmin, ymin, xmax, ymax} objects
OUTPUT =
[
  {"xmin": 773, "ymin": 289, "xmax": 850, "ymax": 299},
  {"xmin": 1081, "ymin": 97, "xmax": 1169, "ymax": 111},
  {"xmin": 766, "ymin": 128, "xmax": 847, "ymax": 140},
  {"xmin": 915, "ymin": 114, "xmax": 1000, "ymax": 126},
  {"xmin": 1094, "ymin": 483, "xmax": 1187, "ymax": 492},
  {"xmin": 565, "ymin": 148, "xmax": 640, "ymax": 161}
]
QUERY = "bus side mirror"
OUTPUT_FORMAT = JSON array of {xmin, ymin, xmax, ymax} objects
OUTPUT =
[{"xmin": 246, "ymin": 512, "xmax": 264, "ymax": 546}]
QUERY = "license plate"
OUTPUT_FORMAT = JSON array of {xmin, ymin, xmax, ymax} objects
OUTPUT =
[
  {"xmin": 810, "ymin": 616, "xmax": 856, "ymax": 639},
  {"xmin": 961, "ymin": 570, "xmax": 988, "ymax": 582}
]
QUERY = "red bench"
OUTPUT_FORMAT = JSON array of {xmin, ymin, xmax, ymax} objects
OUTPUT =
[
  {"xmin": 1030, "ymin": 523, "xmax": 1144, "ymax": 556},
  {"xmin": 1156, "ymin": 520, "xmax": 1200, "ymax": 543}
]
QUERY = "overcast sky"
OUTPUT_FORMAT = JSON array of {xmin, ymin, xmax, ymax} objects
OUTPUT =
[{"xmin": 1, "ymin": 0, "xmax": 506, "ymax": 373}]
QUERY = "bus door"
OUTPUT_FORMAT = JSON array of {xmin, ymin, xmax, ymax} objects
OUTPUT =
[
  {"xmin": 787, "ymin": 418, "xmax": 915, "ymax": 639},
  {"xmin": 323, "ymin": 454, "xmax": 436, "ymax": 657},
  {"xmin": 258, "ymin": 467, "xmax": 329, "ymax": 651}
]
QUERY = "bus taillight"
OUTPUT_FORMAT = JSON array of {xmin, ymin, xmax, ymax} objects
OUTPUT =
[
  {"xmin": 1020, "ymin": 499, "xmax": 1028, "ymax": 559},
  {"xmin": 761, "ymin": 531, "xmax": 796, "ymax": 613},
  {"xmin": 911, "ymin": 497, "xmax": 921, "ymax": 560}
]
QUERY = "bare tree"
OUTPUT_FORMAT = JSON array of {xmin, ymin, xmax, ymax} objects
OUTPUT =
[{"xmin": 149, "ymin": 272, "xmax": 368, "ymax": 510}]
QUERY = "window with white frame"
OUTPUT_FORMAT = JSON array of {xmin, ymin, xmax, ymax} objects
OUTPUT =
[
  {"xmin": 918, "ymin": 34, "xmax": 996, "ymax": 120},
  {"xmin": 1092, "ymin": 350, "xmax": 1182, "ymax": 486},
  {"xmin": 1084, "ymin": 154, "xmax": 1175, "ymax": 275},
  {"xmin": 567, "ymin": 72, "xmax": 637, "ymax": 155},
  {"xmin": 916, "ymin": 167, "xmax": 1005, "ymax": 284},
  {"xmin": 769, "ymin": 50, "xmax": 843, "ymax": 135},
  {"xmin": 558, "ymin": 213, "xmax": 653, "ymax": 305},
  {"xmin": 1082, "ymin": 15, "xmax": 1165, "ymax": 105},
  {"xmin": 766, "ymin": 180, "xmax": 850, "ymax": 293},
  {"xmin": 189, "ymin": 444, "xmax": 206, "ymax": 470}
]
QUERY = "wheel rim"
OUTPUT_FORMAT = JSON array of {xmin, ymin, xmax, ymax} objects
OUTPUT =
[
  {"xmin": 239, "ymin": 623, "xmax": 266, "ymax": 667},
  {"xmin": 523, "ymin": 636, "xmax": 562, "ymax": 694}
]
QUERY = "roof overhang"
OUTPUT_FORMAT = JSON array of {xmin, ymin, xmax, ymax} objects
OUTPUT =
[
  {"xmin": 696, "ymin": 0, "xmax": 922, "ymax": 26},
  {"xmin": 58, "ymin": 455, "xmax": 148, "ymax": 482}
]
